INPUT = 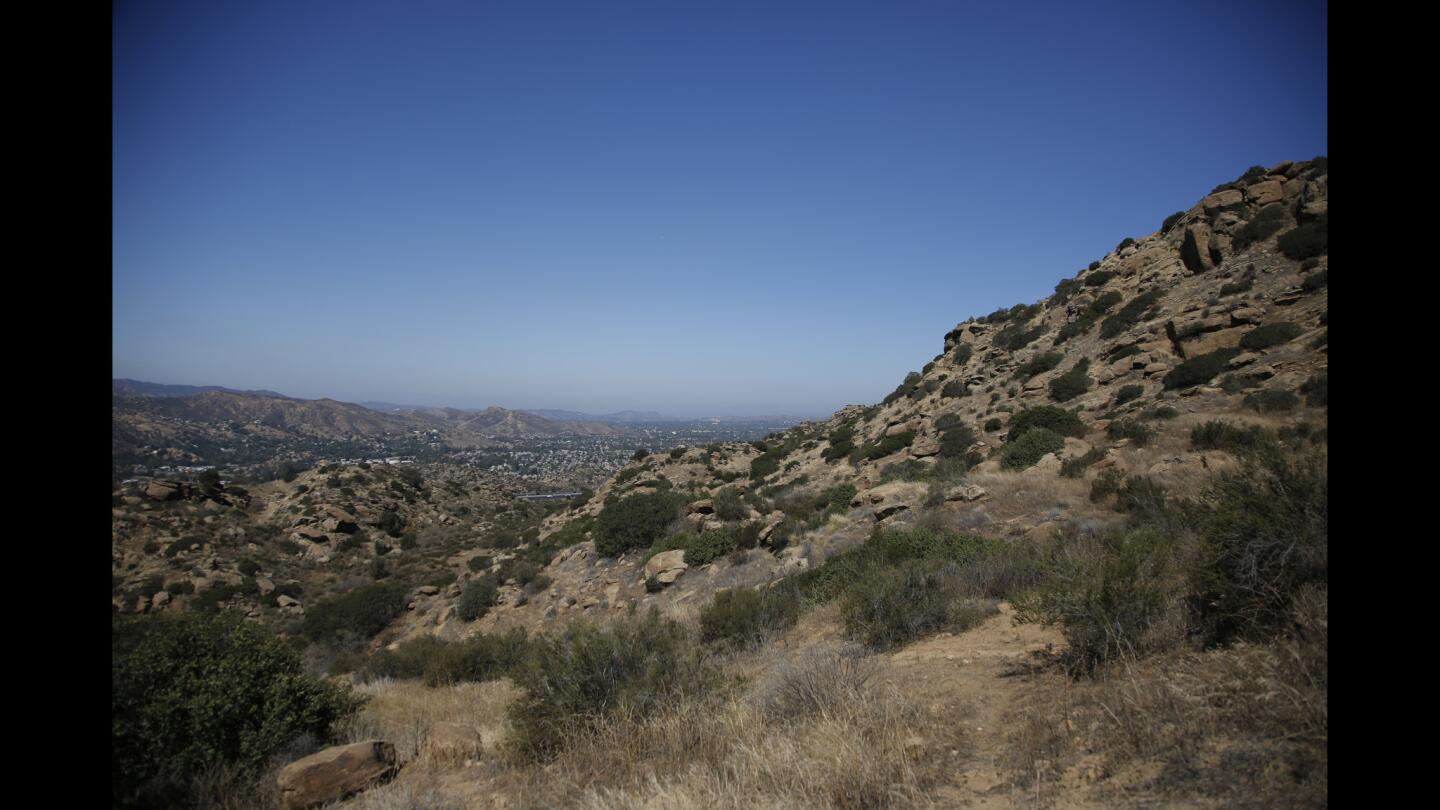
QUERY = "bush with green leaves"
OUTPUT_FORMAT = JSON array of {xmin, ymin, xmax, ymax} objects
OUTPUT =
[
  {"xmin": 1277, "ymin": 213, "xmax": 1327, "ymax": 260},
  {"xmin": 984, "ymin": 417, "xmax": 1002, "ymax": 432},
  {"xmin": 300, "ymin": 582, "xmax": 409, "ymax": 642},
  {"xmin": 842, "ymin": 559, "xmax": 999, "ymax": 651},
  {"xmin": 951, "ymin": 343, "xmax": 974, "ymax": 365},
  {"xmin": 993, "ymin": 320, "xmax": 1046, "ymax": 351},
  {"xmin": 1049, "ymin": 358, "xmax": 1091, "ymax": 402},
  {"xmin": 507, "ymin": 609, "xmax": 716, "ymax": 760},
  {"xmin": 1162, "ymin": 347, "xmax": 1242, "ymax": 389},
  {"xmin": 1231, "ymin": 203, "xmax": 1290, "ymax": 252},
  {"xmin": 457, "ymin": 575, "xmax": 499, "ymax": 622},
  {"xmin": 1001, "ymin": 427, "xmax": 1065, "ymax": 470},
  {"xmin": 1100, "ymin": 290, "xmax": 1165, "ymax": 338},
  {"xmin": 1239, "ymin": 322, "xmax": 1304, "ymax": 351},
  {"xmin": 1244, "ymin": 389, "xmax": 1300, "ymax": 413},
  {"xmin": 1016, "ymin": 351, "xmax": 1063, "ymax": 380},
  {"xmin": 594, "ymin": 490, "xmax": 687, "ymax": 557},
  {"xmin": 1161, "ymin": 211, "xmax": 1185, "ymax": 233},
  {"xmin": 1300, "ymin": 268, "xmax": 1328, "ymax": 291},
  {"xmin": 937, "ymin": 423, "xmax": 978, "ymax": 459},
  {"xmin": 1106, "ymin": 418, "xmax": 1155, "ymax": 446},
  {"xmin": 1060, "ymin": 447, "xmax": 1107, "ymax": 478},
  {"xmin": 699, "ymin": 586, "xmax": 802, "ymax": 649},
  {"xmin": 1300, "ymin": 373, "xmax": 1327, "ymax": 407},
  {"xmin": 1219, "ymin": 277, "xmax": 1255, "ymax": 296},
  {"xmin": 1008, "ymin": 405, "xmax": 1085, "ymax": 440},
  {"xmin": 1013, "ymin": 528, "xmax": 1182, "ymax": 675},
  {"xmin": 113, "ymin": 613, "xmax": 362, "ymax": 808},
  {"xmin": 940, "ymin": 379, "xmax": 970, "ymax": 398},
  {"xmin": 855, "ymin": 430, "xmax": 915, "ymax": 461},
  {"xmin": 1145, "ymin": 405, "xmax": 1180, "ymax": 419},
  {"xmin": 650, "ymin": 528, "xmax": 738, "ymax": 567},
  {"xmin": 1113, "ymin": 384, "xmax": 1144, "ymax": 406},
  {"xmin": 1189, "ymin": 420, "xmax": 1275, "ymax": 453},
  {"xmin": 1189, "ymin": 449, "xmax": 1327, "ymax": 645}
]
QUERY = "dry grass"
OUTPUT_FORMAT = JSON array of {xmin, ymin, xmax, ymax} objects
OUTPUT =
[
  {"xmin": 1005, "ymin": 598, "xmax": 1326, "ymax": 808},
  {"xmin": 340, "ymin": 678, "xmax": 521, "ymax": 766}
]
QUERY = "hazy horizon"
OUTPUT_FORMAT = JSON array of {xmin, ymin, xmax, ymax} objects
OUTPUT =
[{"xmin": 114, "ymin": 0, "xmax": 1328, "ymax": 416}]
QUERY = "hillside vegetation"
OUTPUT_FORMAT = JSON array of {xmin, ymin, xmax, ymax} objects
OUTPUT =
[{"xmin": 111, "ymin": 157, "xmax": 1328, "ymax": 809}]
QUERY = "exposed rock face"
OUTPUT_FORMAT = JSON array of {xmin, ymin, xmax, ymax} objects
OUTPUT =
[
  {"xmin": 144, "ymin": 480, "xmax": 189, "ymax": 501},
  {"xmin": 276, "ymin": 741, "xmax": 397, "ymax": 810},
  {"xmin": 644, "ymin": 549, "xmax": 688, "ymax": 584}
]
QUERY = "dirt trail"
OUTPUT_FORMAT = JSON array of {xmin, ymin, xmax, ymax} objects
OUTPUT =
[{"xmin": 883, "ymin": 602, "xmax": 1067, "ymax": 808}]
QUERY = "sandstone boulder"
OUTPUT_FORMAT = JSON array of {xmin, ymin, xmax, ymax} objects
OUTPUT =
[
  {"xmin": 276, "ymin": 741, "xmax": 397, "ymax": 810},
  {"xmin": 644, "ymin": 549, "xmax": 688, "ymax": 585},
  {"xmin": 1245, "ymin": 179, "xmax": 1285, "ymax": 206},
  {"xmin": 143, "ymin": 481, "xmax": 186, "ymax": 501},
  {"xmin": 425, "ymin": 722, "xmax": 485, "ymax": 761},
  {"xmin": 944, "ymin": 484, "xmax": 988, "ymax": 503}
]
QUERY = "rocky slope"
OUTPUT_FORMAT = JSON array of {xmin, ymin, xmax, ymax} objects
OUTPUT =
[{"xmin": 112, "ymin": 157, "xmax": 1328, "ymax": 659}]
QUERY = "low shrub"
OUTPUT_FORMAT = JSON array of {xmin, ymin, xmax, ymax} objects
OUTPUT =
[
  {"xmin": 1145, "ymin": 405, "xmax": 1180, "ymax": 419},
  {"xmin": 1001, "ymin": 427, "xmax": 1065, "ymax": 470},
  {"xmin": 1230, "ymin": 204, "xmax": 1290, "ymax": 252},
  {"xmin": 1013, "ymin": 528, "xmax": 1182, "ymax": 675},
  {"xmin": 113, "ymin": 613, "xmax": 362, "ymax": 808},
  {"xmin": 1300, "ymin": 268, "xmax": 1328, "ymax": 291},
  {"xmin": 1163, "ymin": 347, "xmax": 1242, "ymax": 389},
  {"xmin": 1009, "ymin": 405, "xmax": 1085, "ymax": 440},
  {"xmin": 457, "ymin": 575, "xmax": 499, "ymax": 622},
  {"xmin": 1189, "ymin": 420, "xmax": 1275, "ymax": 453},
  {"xmin": 984, "ymin": 417, "xmax": 1003, "ymax": 432},
  {"xmin": 507, "ymin": 609, "xmax": 716, "ymax": 760},
  {"xmin": 1060, "ymin": 447, "xmax": 1107, "ymax": 478},
  {"xmin": 1277, "ymin": 213, "xmax": 1327, "ymax": 260},
  {"xmin": 1239, "ymin": 322, "xmax": 1304, "ymax": 351},
  {"xmin": 1106, "ymin": 419, "xmax": 1155, "ymax": 446},
  {"xmin": 1016, "ymin": 351, "xmax": 1064, "ymax": 380},
  {"xmin": 941, "ymin": 380, "xmax": 970, "ymax": 398},
  {"xmin": 855, "ymin": 431, "xmax": 915, "ymax": 461},
  {"xmin": 1100, "ymin": 290, "xmax": 1165, "ymax": 338},
  {"xmin": 300, "ymin": 582, "xmax": 409, "ymax": 642},
  {"xmin": 842, "ymin": 559, "xmax": 999, "ymax": 651},
  {"xmin": 1049, "ymin": 359, "xmax": 1091, "ymax": 402},
  {"xmin": 1113, "ymin": 384, "xmax": 1144, "ymax": 405},
  {"xmin": 1084, "ymin": 270, "xmax": 1116, "ymax": 287},
  {"xmin": 699, "ymin": 586, "xmax": 802, "ymax": 648},
  {"xmin": 1244, "ymin": 389, "xmax": 1300, "ymax": 413},
  {"xmin": 1300, "ymin": 374, "xmax": 1327, "ymax": 407},
  {"xmin": 712, "ymin": 487, "xmax": 747, "ymax": 521},
  {"xmin": 594, "ymin": 491, "xmax": 687, "ymax": 557}
]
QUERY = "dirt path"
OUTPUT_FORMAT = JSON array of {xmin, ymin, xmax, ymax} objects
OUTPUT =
[{"xmin": 883, "ymin": 602, "xmax": 1067, "ymax": 808}]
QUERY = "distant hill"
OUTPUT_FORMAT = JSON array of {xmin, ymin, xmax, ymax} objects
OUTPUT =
[
  {"xmin": 524, "ymin": 409, "xmax": 673, "ymax": 424},
  {"xmin": 112, "ymin": 379, "xmax": 294, "ymax": 399}
]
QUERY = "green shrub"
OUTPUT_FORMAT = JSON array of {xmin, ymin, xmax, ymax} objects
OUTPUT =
[
  {"xmin": 940, "ymin": 380, "xmax": 970, "ymax": 398},
  {"xmin": 1013, "ymin": 528, "xmax": 1181, "ymax": 675},
  {"xmin": 1009, "ymin": 405, "xmax": 1085, "ymax": 440},
  {"xmin": 1190, "ymin": 451, "xmax": 1327, "ymax": 646},
  {"xmin": 300, "ymin": 583, "xmax": 408, "ymax": 642},
  {"xmin": 113, "ymin": 613, "xmax": 362, "ymax": 808},
  {"xmin": 1231, "ymin": 204, "xmax": 1290, "ymax": 252},
  {"xmin": 1049, "ymin": 359, "xmax": 1091, "ymax": 402},
  {"xmin": 856, "ymin": 431, "xmax": 915, "ymax": 461},
  {"xmin": 993, "ymin": 321, "xmax": 1046, "ymax": 351},
  {"xmin": 653, "ymin": 528, "xmax": 738, "ymax": 567},
  {"xmin": 1100, "ymin": 290, "xmax": 1165, "ymax": 338},
  {"xmin": 1146, "ymin": 405, "xmax": 1180, "ymax": 420},
  {"xmin": 937, "ymin": 424, "xmax": 977, "ymax": 459},
  {"xmin": 1161, "ymin": 211, "xmax": 1185, "ymax": 233},
  {"xmin": 1001, "ymin": 427, "xmax": 1065, "ymax": 470},
  {"xmin": 1084, "ymin": 270, "xmax": 1116, "ymax": 287},
  {"xmin": 1239, "ymin": 322, "xmax": 1304, "ymax": 351},
  {"xmin": 1219, "ymin": 277, "xmax": 1254, "ymax": 296},
  {"xmin": 699, "ymin": 586, "xmax": 802, "ymax": 648},
  {"xmin": 712, "ymin": 488, "xmax": 747, "ymax": 521},
  {"xmin": 951, "ymin": 343, "xmax": 974, "ymax": 365},
  {"xmin": 1244, "ymin": 389, "xmax": 1300, "ymax": 413},
  {"xmin": 1163, "ymin": 347, "xmax": 1242, "ymax": 389},
  {"xmin": 427, "ymin": 628, "xmax": 531, "ymax": 686},
  {"xmin": 1300, "ymin": 268, "xmax": 1328, "ymax": 291},
  {"xmin": 1190, "ymin": 421, "xmax": 1275, "ymax": 453},
  {"xmin": 594, "ymin": 491, "xmax": 686, "ymax": 557},
  {"xmin": 984, "ymin": 417, "xmax": 1002, "ymax": 432},
  {"xmin": 1060, "ymin": 447, "xmax": 1107, "ymax": 478},
  {"xmin": 1114, "ymin": 384, "xmax": 1144, "ymax": 405},
  {"xmin": 457, "ymin": 575, "xmax": 499, "ymax": 622},
  {"xmin": 1106, "ymin": 419, "xmax": 1155, "ymax": 446},
  {"xmin": 1277, "ymin": 213, "xmax": 1327, "ymax": 260},
  {"xmin": 842, "ymin": 560, "xmax": 998, "ymax": 651},
  {"xmin": 1300, "ymin": 374, "xmax": 1327, "ymax": 407},
  {"xmin": 507, "ymin": 609, "xmax": 715, "ymax": 760},
  {"xmin": 1016, "ymin": 351, "xmax": 1064, "ymax": 380}
]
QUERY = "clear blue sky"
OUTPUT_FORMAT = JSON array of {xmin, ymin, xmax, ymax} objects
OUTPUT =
[{"xmin": 113, "ymin": 0, "xmax": 1327, "ymax": 417}]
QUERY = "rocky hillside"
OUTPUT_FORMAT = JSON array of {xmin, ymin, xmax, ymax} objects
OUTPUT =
[
  {"xmin": 112, "ymin": 155, "xmax": 1328, "ymax": 657},
  {"xmin": 376, "ymin": 156, "xmax": 1328, "ymax": 643}
]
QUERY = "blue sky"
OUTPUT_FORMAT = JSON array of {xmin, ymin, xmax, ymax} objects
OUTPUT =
[{"xmin": 113, "ymin": 0, "xmax": 1327, "ymax": 417}]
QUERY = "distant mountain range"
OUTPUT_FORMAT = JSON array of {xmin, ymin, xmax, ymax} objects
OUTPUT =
[{"xmin": 112, "ymin": 378, "xmax": 294, "ymax": 399}]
